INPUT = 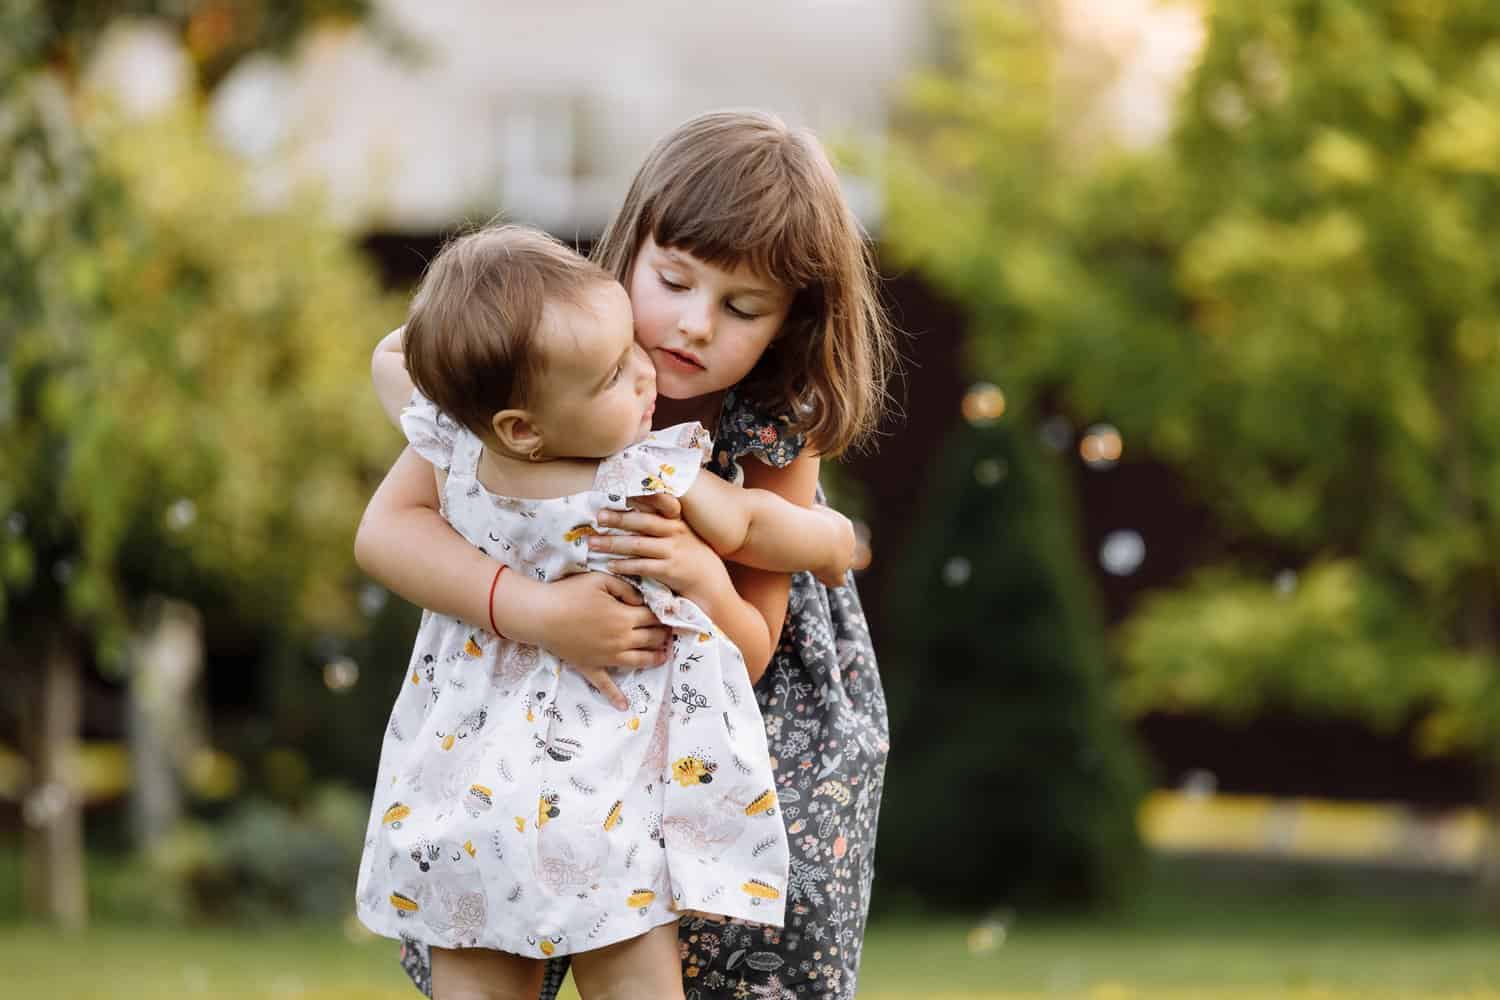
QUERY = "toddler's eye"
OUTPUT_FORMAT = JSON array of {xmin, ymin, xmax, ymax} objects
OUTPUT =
[
  {"xmin": 726, "ymin": 302, "xmax": 759, "ymax": 320},
  {"xmin": 658, "ymin": 273, "xmax": 687, "ymax": 291},
  {"xmin": 608, "ymin": 362, "xmax": 624, "ymax": 385}
]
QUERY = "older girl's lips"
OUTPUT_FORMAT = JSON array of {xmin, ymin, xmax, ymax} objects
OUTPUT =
[{"xmin": 659, "ymin": 348, "xmax": 704, "ymax": 372}]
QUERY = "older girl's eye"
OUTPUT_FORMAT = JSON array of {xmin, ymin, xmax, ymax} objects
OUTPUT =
[
  {"xmin": 658, "ymin": 272, "xmax": 686, "ymax": 291},
  {"xmin": 727, "ymin": 302, "xmax": 760, "ymax": 320}
]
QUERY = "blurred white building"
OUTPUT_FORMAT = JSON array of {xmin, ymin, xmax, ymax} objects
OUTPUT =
[
  {"xmin": 90, "ymin": 1, "xmax": 1203, "ymax": 235},
  {"xmin": 211, "ymin": 0, "xmax": 930, "ymax": 234}
]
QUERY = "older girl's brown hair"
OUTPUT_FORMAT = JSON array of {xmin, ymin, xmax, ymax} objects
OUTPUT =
[
  {"xmin": 404, "ymin": 224, "xmax": 612, "ymax": 438},
  {"xmin": 592, "ymin": 110, "xmax": 898, "ymax": 457}
]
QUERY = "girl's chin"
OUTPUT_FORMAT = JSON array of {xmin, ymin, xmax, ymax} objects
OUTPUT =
[{"xmin": 653, "ymin": 372, "xmax": 733, "ymax": 401}]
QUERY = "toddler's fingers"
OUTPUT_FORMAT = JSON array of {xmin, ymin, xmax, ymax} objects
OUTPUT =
[{"xmin": 580, "ymin": 667, "xmax": 629, "ymax": 710}]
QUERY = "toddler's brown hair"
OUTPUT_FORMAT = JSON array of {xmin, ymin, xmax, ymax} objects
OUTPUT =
[{"xmin": 404, "ymin": 224, "xmax": 613, "ymax": 438}]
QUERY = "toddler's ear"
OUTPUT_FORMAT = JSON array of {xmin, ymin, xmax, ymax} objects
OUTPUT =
[{"xmin": 492, "ymin": 409, "xmax": 544, "ymax": 458}]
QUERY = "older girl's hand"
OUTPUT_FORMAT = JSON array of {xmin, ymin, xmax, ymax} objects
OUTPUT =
[
  {"xmin": 514, "ymin": 571, "xmax": 671, "ymax": 710},
  {"xmin": 588, "ymin": 495, "xmax": 732, "ymax": 609}
]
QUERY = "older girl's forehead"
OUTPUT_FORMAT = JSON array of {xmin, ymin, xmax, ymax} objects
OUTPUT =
[{"xmin": 652, "ymin": 242, "xmax": 786, "ymax": 298}]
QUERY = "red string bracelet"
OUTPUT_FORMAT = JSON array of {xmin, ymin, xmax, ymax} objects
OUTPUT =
[{"xmin": 487, "ymin": 564, "xmax": 506, "ymax": 638}]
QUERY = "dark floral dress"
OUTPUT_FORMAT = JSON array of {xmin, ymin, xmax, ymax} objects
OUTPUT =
[{"xmin": 397, "ymin": 390, "xmax": 890, "ymax": 1000}]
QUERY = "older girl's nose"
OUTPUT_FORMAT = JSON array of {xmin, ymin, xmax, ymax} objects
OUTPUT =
[{"xmin": 677, "ymin": 294, "xmax": 714, "ymax": 341}]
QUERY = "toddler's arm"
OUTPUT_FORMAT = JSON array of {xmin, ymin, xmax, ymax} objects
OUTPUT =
[
  {"xmin": 371, "ymin": 328, "xmax": 412, "ymax": 429},
  {"xmin": 590, "ymin": 454, "xmax": 826, "ymax": 684},
  {"xmin": 355, "ymin": 449, "xmax": 670, "ymax": 707},
  {"xmin": 679, "ymin": 473, "xmax": 855, "ymax": 588},
  {"xmin": 592, "ymin": 493, "xmax": 777, "ymax": 675}
]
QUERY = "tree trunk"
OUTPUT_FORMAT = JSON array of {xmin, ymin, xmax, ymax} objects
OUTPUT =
[
  {"xmin": 127, "ymin": 597, "xmax": 205, "ymax": 848},
  {"xmin": 22, "ymin": 628, "xmax": 87, "ymax": 930},
  {"xmin": 1434, "ymin": 362, "xmax": 1500, "ymax": 910},
  {"xmin": 1480, "ymin": 761, "xmax": 1500, "ymax": 918}
]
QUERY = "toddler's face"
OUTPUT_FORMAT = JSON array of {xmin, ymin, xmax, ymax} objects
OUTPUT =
[
  {"xmin": 526, "ymin": 280, "xmax": 657, "ymax": 458},
  {"xmin": 627, "ymin": 237, "xmax": 794, "ymax": 402}
]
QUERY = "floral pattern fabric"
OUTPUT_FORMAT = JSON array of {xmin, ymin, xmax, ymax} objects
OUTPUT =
[
  {"xmin": 398, "ymin": 390, "xmax": 889, "ymax": 999},
  {"xmin": 367, "ymin": 397, "xmax": 789, "ymax": 965}
]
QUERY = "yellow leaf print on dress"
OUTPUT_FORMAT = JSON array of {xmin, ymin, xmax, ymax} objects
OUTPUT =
[
  {"xmin": 671, "ymin": 755, "xmax": 716, "ymax": 787},
  {"xmin": 742, "ymin": 879, "xmax": 781, "ymax": 904},
  {"xmin": 744, "ymin": 789, "xmax": 777, "ymax": 817}
]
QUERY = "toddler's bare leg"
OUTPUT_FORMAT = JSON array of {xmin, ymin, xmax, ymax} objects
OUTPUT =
[
  {"xmin": 430, "ymin": 945, "xmax": 545, "ymax": 1000},
  {"xmin": 570, "ymin": 923, "xmax": 685, "ymax": 1000}
]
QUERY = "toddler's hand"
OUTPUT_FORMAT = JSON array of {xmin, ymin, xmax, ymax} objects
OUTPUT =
[{"xmin": 811, "ymin": 505, "xmax": 858, "ymax": 589}]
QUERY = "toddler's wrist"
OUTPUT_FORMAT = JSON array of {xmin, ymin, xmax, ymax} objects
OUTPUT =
[{"xmin": 491, "ymin": 570, "xmax": 548, "ymax": 646}]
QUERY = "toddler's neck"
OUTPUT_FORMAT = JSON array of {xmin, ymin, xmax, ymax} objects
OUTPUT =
[{"xmin": 476, "ymin": 447, "xmax": 601, "ymax": 500}]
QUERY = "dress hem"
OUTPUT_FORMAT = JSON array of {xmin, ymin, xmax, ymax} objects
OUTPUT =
[{"xmin": 357, "ymin": 904, "xmax": 683, "ymax": 960}]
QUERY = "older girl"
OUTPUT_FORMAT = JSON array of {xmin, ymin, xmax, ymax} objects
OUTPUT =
[{"xmin": 359, "ymin": 110, "xmax": 897, "ymax": 1000}]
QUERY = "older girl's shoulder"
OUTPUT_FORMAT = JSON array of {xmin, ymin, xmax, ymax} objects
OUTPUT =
[{"xmin": 708, "ymin": 389, "xmax": 805, "ymax": 482}]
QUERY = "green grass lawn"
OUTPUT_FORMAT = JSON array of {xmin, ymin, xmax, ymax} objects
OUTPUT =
[{"xmin": 5, "ymin": 864, "xmax": 1500, "ymax": 998}]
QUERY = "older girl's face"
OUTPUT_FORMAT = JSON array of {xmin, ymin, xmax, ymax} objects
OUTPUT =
[{"xmin": 627, "ymin": 236, "xmax": 793, "ymax": 402}]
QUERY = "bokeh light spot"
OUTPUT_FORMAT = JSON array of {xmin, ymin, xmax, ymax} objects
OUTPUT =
[
  {"xmin": 961, "ymin": 382, "xmax": 1006, "ymax": 426},
  {"xmin": 1080, "ymin": 423, "xmax": 1123, "ymax": 469},
  {"xmin": 1099, "ymin": 530, "xmax": 1145, "ymax": 576}
]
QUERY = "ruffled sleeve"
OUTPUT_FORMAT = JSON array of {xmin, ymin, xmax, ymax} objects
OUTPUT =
[
  {"xmin": 705, "ymin": 390, "xmax": 805, "ymax": 484},
  {"xmin": 399, "ymin": 391, "xmax": 460, "ymax": 472},
  {"xmin": 595, "ymin": 423, "xmax": 713, "ymax": 505}
]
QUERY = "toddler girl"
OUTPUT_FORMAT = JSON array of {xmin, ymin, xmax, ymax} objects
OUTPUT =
[{"xmin": 355, "ymin": 225, "xmax": 855, "ymax": 999}]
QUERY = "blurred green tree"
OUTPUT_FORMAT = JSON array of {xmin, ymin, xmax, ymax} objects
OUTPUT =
[
  {"xmin": 1, "ymin": 0, "xmax": 399, "ymax": 926},
  {"xmin": 33, "ymin": 0, "xmax": 372, "ymax": 84},
  {"xmin": 880, "ymin": 417, "xmax": 1145, "ymax": 907},
  {"xmin": 877, "ymin": 1, "xmax": 1148, "ymax": 907},
  {"xmin": 887, "ymin": 0, "xmax": 1500, "ymax": 896}
]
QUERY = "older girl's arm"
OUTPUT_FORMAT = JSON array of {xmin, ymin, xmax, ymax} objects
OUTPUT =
[
  {"xmin": 371, "ymin": 329, "xmax": 411, "ymax": 428},
  {"xmin": 587, "ymin": 453, "xmax": 820, "ymax": 685},
  {"xmin": 354, "ymin": 449, "xmax": 670, "ymax": 705}
]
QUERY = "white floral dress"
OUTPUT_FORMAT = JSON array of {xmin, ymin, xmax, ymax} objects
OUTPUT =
[{"xmin": 355, "ymin": 395, "xmax": 790, "ymax": 959}]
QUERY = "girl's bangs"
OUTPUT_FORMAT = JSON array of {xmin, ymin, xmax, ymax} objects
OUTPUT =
[{"xmin": 647, "ymin": 183, "xmax": 827, "ymax": 292}]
